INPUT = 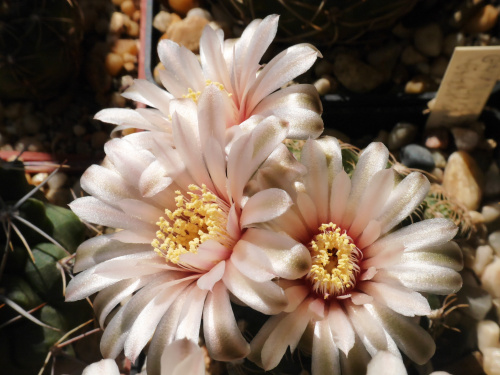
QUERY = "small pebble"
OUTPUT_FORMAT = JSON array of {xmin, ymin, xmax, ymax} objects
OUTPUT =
[
  {"xmin": 166, "ymin": 15, "xmax": 209, "ymax": 53},
  {"xmin": 168, "ymin": 0, "xmax": 200, "ymax": 16},
  {"xmin": 483, "ymin": 347, "xmax": 500, "ymax": 375},
  {"xmin": 313, "ymin": 78, "xmax": 331, "ymax": 96},
  {"xmin": 481, "ymin": 257, "xmax": 500, "ymax": 298},
  {"xmin": 414, "ymin": 23, "xmax": 443, "ymax": 57},
  {"xmin": 482, "ymin": 203, "xmax": 500, "ymax": 224},
  {"xmin": 469, "ymin": 210, "xmax": 484, "ymax": 225},
  {"xmin": 126, "ymin": 20, "xmax": 139, "ymax": 37},
  {"xmin": 489, "ymin": 231, "xmax": 500, "ymax": 255},
  {"xmin": 186, "ymin": 8, "xmax": 212, "ymax": 21},
  {"xmin": 120, "ymin": 0, "xmax": 136, "ymax": 18},
  {"xmin": 392, "ymin": 22, "xmax": 412, "ymax": 39},
  {"xmin": 332, "ymin": 53, "xmax": 385, "ymax": 93},
  {"xmin": 105, "ymin": 53, "xmax": 124, "ymax": 76},
  {"xmin": 474, "ymin": 245, "xmax": 494, "ymax": 276},
  {"xmin": 452, "ymin": 127, "xmax": 480, "ymax": 151},
  {"xmin": 465, "ymin": 5, "xmax": 500, "ymax": 33},
  {"xmin": 31, "ymin": 173, "xmax": 49, "ymax": 186},
  {"xmin": 109, "ymin": 12, "xmax": 127, "ymax": 34},
  {"xmin": 404, "ymin": 75, "xmax": 435, "ymax": 94},
  {"xmin": 442, "ymin": 151, "xmax": 484, "ymax": 210},
  {"xmin": 425, "ymin": 128, "xmax": 449, "ymax": 149},
  {"xmin": 485, "ymin": 162, "xmax": 500, "ymax": 197},
  {"xmin": 387, "ymin": 122, "xmax": 418, "ymax": 151},
  {"xmin": 400, "ymin": 144, "xmax": 435, "ymax": 171},
  {"xmin": 401, "ymin": 45, "xmax": 427, "ymax": 65},
  {"xmin": 153, "ymin": 11, "xmax": 181, "ymax": 33},
  {"xmin": 47, "ymin": 172, "xmax": 68, "ymax": 190},
  {"xmin": 15, "ymin": 137, "xmax": 44, "ymax": 152},
  {"xmin": 73, "ymin": 125, "xmax": 87, "ymax": 137},
  {"xmin": 478, "ymin": 320, "xmax": 500, "ymax": 353},
  {"xmin": 431, "ymin": 151, "xmax": 447, "ymax": 168},
  {"xmin": 430, "ymin": 167, "xmax": 444, "ymax": 182},
  {"xmin": 112, "ymin": 39, "xmax": 138, "ymax": 55}
]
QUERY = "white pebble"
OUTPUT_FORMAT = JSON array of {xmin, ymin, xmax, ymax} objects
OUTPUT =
[
  {"xmin": 489, "ymin": 231, "xmax": 500, "ymax": 255},
  {"xmin": 474, "ymin": 245, "xmax": 494, "ymax": 277},
  {"xmin": 483, "ymin": 347, "xmax": 500, "ymax": 375},
  {"xmin": 482, "ymin": 204, "xmax": 500, "ymax": 224},
  {"xmin": 186, "ymin": 8, "xmax": 213, "ymax": 21},
  {"xmin": 47, "ymin": 172, "xmax": 68, "ymax": 190},
  {"xmin": 478, "ymin": 320, "xmax": 500, "ymax": 353},
  {"xmin": 481, "ymin": 257, "xmax": 500, "ymax": 298}
]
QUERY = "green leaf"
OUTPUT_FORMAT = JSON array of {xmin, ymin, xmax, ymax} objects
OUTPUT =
[{"xmin": 44, "ymin": 203, "xmax": 85, "ymax": 253}]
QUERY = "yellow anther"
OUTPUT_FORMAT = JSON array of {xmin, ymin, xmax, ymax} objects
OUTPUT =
[
  {"xmin": 307, "ymin": 223, "xmax": 361, "ymax": 299},
  {"xmin": 152, "ymin": 184, "xmax": 232, "ymax": 264}
]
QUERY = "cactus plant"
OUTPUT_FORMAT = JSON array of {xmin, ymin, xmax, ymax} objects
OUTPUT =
[{"xmin": 0, "ymin": 160, "xmax": 93, "ymax": 374}]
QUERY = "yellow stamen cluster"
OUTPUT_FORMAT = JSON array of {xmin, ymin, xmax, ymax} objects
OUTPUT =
[
  {"xmin": 152, "ymin": 184, "xmax": 230, "ymax": 264},
  {"xmin": 182, "ymin": 80, "xmax": 232, "ymax": 104},
  {"xmin": 307, "ymin": 223, "xmax": 361, "ymax": 299}
]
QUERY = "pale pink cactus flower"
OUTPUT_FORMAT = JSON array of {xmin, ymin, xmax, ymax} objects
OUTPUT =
[
  {"xmin": 95, "ymin": 14, "xmax": 323, "ymax": 141},
  {"xmin": 247, "ymin": 138, "xmax": 463, "ymax": 374},
  {"xmin": 66, "ymin": 91, "xmax": 311, "ymax": 375}
]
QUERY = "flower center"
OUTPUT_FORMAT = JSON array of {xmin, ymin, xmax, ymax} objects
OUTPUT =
[
  {"xmin": 152, "ymin": 184, "xmax": 230, "ymax": 264},
  {"xmin": 182, "ymin": 80, "xmax": 232, "ymax": 104},
  {"xmin": 307, "ymin": 223, "xmax": 362, "ymax": 299}
]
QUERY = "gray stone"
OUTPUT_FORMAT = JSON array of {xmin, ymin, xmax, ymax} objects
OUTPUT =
[
  {"xmin": 452, "ymin": 127, "xmax": 480, "ymax": 151},
  {"xmin": 387, "ymin": 122, "xmax": 418, "ymax": 151},
  {"xmin": 400, "ymin": 144, "xmax": 435, "ymax": 171}
]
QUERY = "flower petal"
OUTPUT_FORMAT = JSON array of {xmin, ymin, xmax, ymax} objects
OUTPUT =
[
  {"xmin": 327, "ymin": 302, "xmax": 356, "ymax": 356},
  {"xmin": 82, "ymin": 359, "xmax": 120, "ymax": 375},
  {"xmin": 160, "ymin": 339, "xmax": 205, "ymax": 375},
  {"xmin": 252, "ymin": 84, "xmax": 323, "ymax": 139},
  {"xmin": 240, "ymin": 188, "xmax": 293, "ymax": 227},
  {"xmin": 358, "ymin": 281, "xmax": 431, "ymax": 317},
  {"xmin": 203, "ymin": 282, "xmax": 250, "ymax": 360},
  {"xmin": 242, "ymin": 228, "xmax": 311, "ymax": 280},
  {"xmin": 157, "ymin": 40, "xmax": 204, "ymax": 97},
  {"xmin": 377, "ymin": 172, "xmax": 430, "ymax": 234},
  {"xmin": 312, "ymin": 319, "xmax": 341, "ymax": 375},
  {"xmin": 301, "ymin": 139, "xmax": 330, "ymax": 224},
  {"xmin": 367, "ymin": 351, "xmax": 408, "ymax": 375},
  {"xmin": 371, "ymin": 303, "xmax": 436, "ymax": 365},
  {"xmin": 223, "ymin": 260, "xmax": 287, "ymax": 314},
  {"xmin": 122, "ymin": 79, "xmax": 174, "ymax": 113}
]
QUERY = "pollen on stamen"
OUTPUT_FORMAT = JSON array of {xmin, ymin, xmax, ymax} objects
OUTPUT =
[
  {"xmin": 306, "ymin": 223, "xmax": 362, "ymax": 299},
  {"xmin": 151, "ymin": 184, "xmax": 232, "ymax": 265}
]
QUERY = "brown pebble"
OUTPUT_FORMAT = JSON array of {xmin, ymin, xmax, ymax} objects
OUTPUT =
[
  {"xmin": 465, "ymin": 5, "xmax": 499, "ymax": 33},
  {"xmin": 404, "ymin": 75, "xmax": 436, "ymax": 94},
  {"xmin": 111, "ymin": 39, "xmax": 138, "ymax": 56},
  {"xmin": 123, "ymin": 62, "xmax": 136, "ymax": 71},
  {"xmin": 105, "ymin": 53, "xmax": 124, "ymax": 76},
  {"xmin": 126, "ymin": 21, "xmax": 139, "ymax": 37},
  {"xmin": 166, "ymin": 15, "xmax": 209, "ymax": 53},
  {"xmin": 120, "ymin": 0, "xmax": 136, "ymax": 17},
  {"xmin": 168, "ymin": 0, "xmax": 200, "ymax": 16}
]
